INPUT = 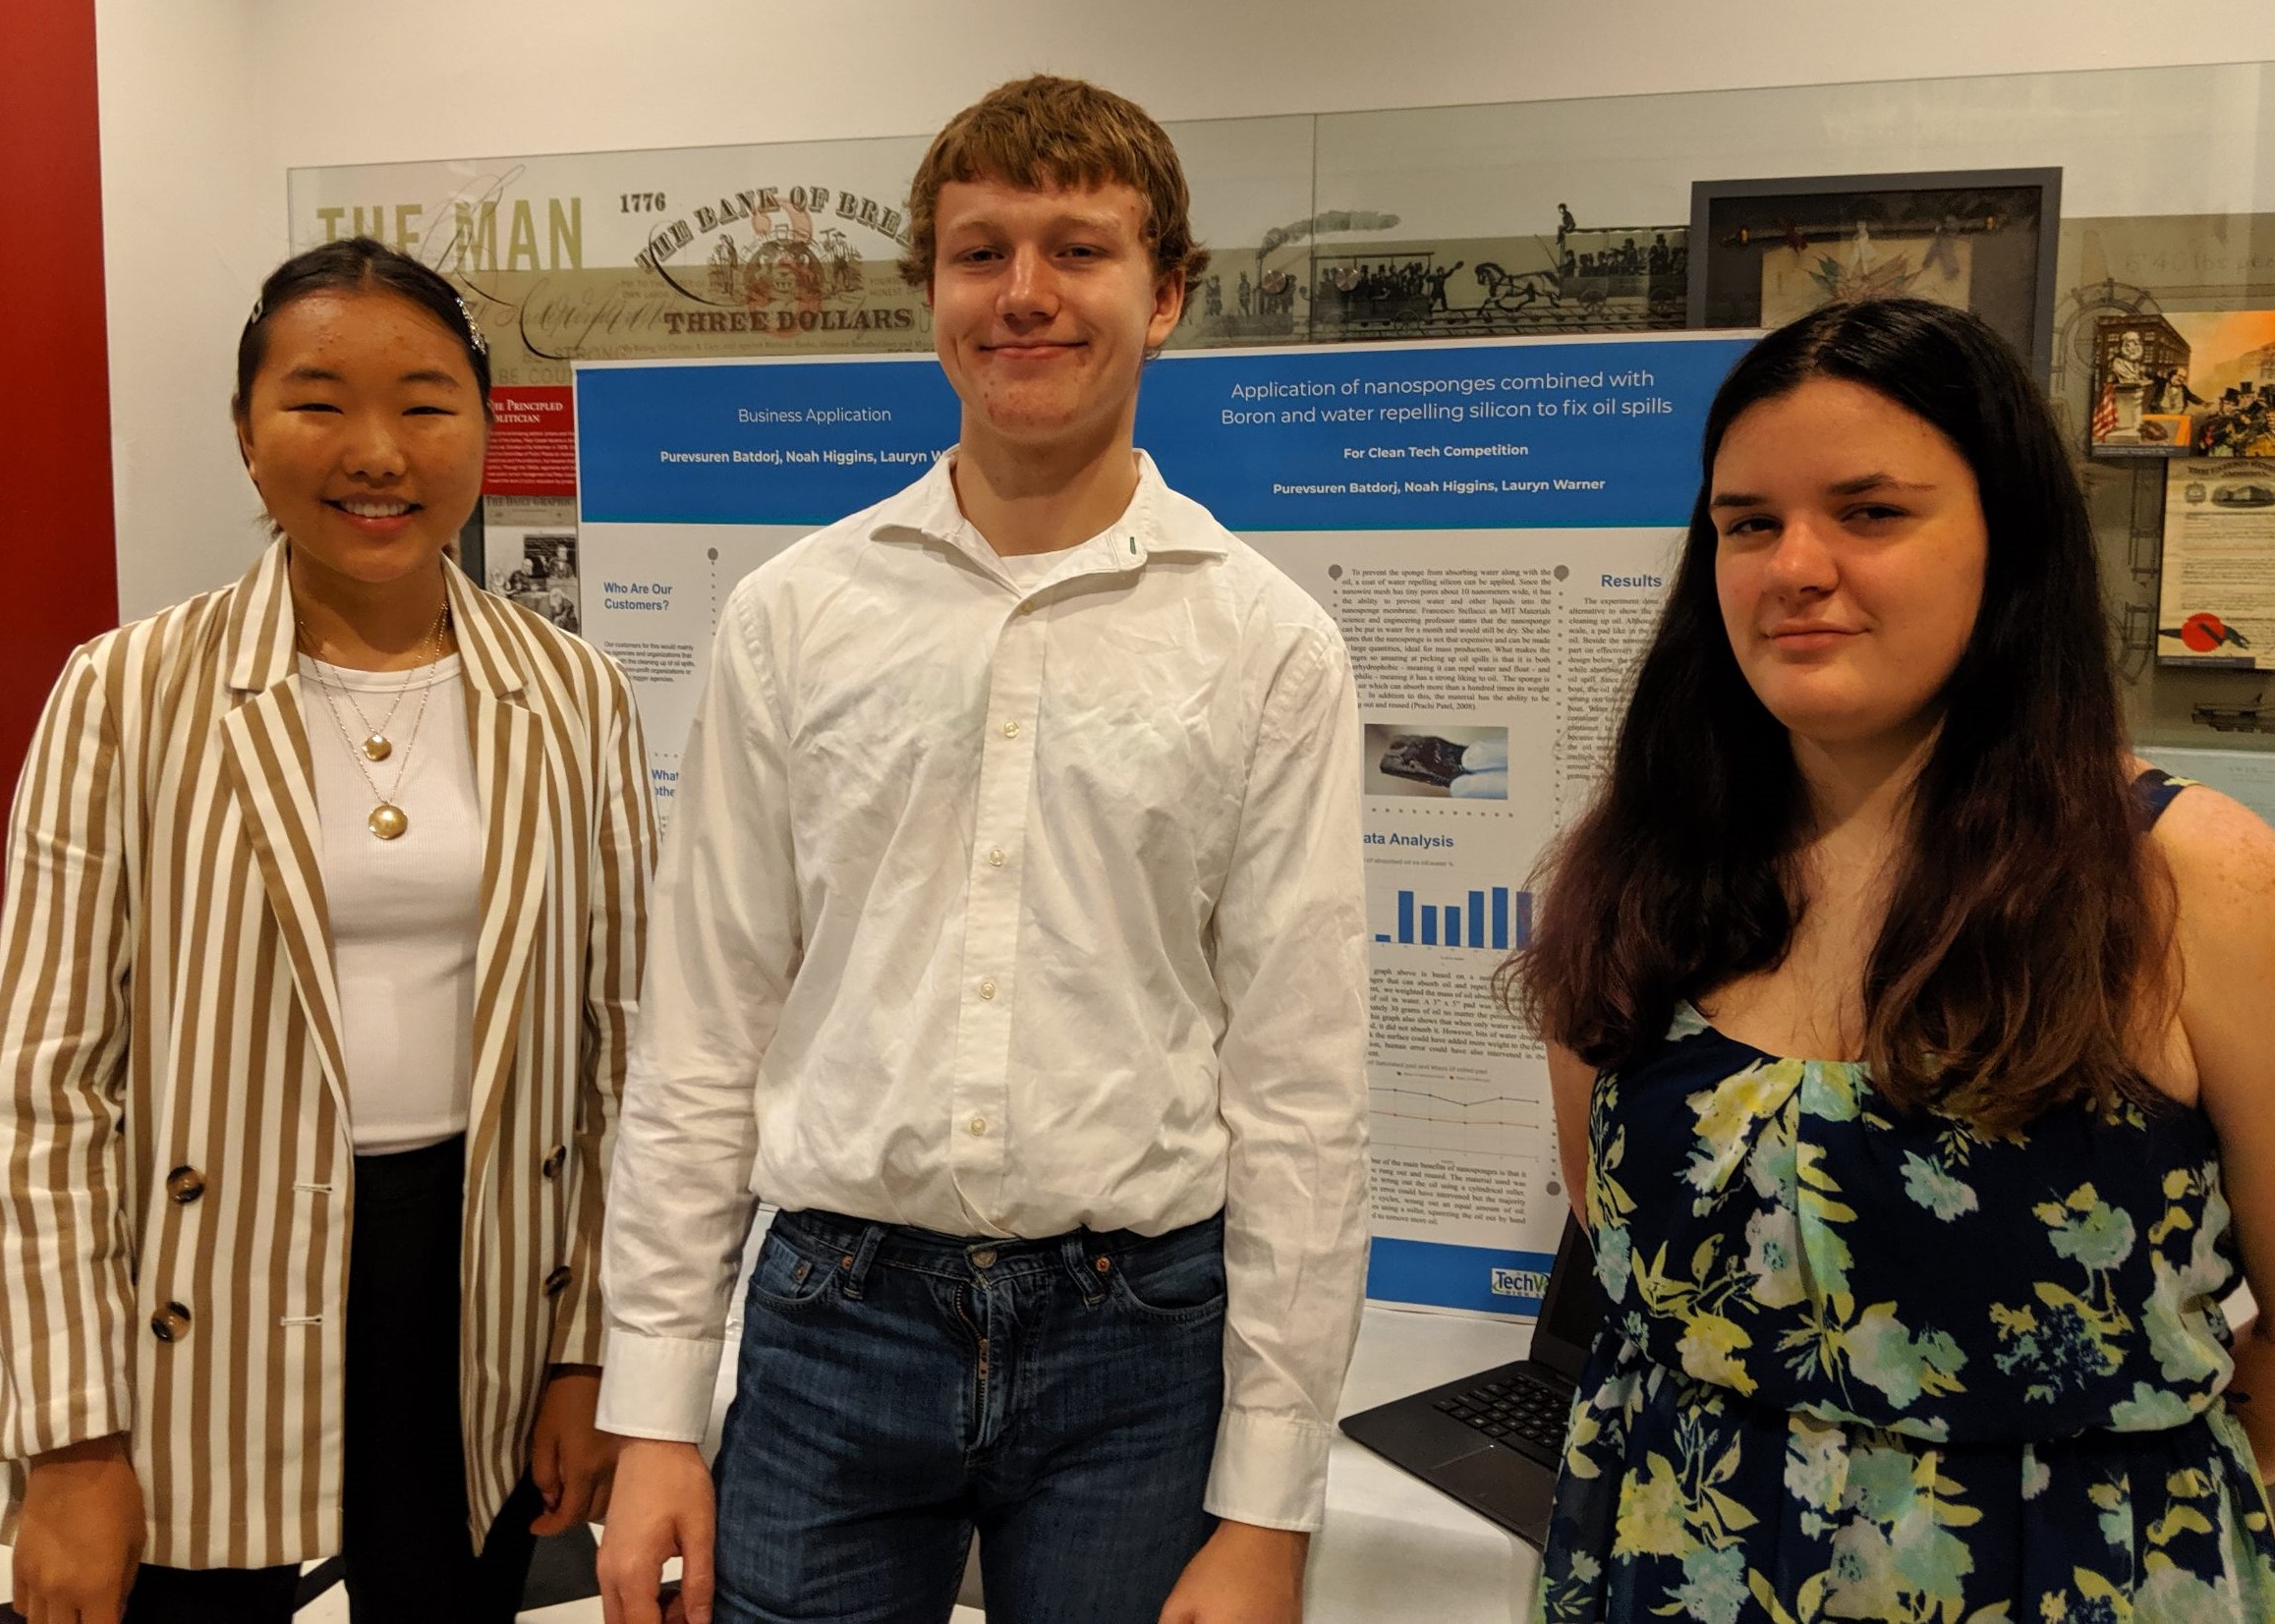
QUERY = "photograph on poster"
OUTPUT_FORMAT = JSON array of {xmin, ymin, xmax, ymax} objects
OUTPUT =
[
  {"xmin": 486, "ymin": 528, "xmax": 583, "ymax": 633},
  {"xmin": 1688, "ymin": 169, "xmax": 2061, "ymax": 378},
  {"xmin": 2157, "ymin": 457, "xmax": 2275, "ymax": 669},
  {"xmin": 2089, "ymin": 310, "xmax": 2275, "ymax": 457},
  {"xmin": 1365, "ymin": 723, "xmax": 1509, "ymax": 800}
]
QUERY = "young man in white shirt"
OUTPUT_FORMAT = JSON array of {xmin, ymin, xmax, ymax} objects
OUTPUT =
[{"xmin": 596, "ymin": 76, "xmax": 1369, "ymax": 1624}]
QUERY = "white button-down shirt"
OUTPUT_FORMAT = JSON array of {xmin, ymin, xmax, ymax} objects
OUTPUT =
[{"xmin": 599, "ymin": 452, "xmax": 1370, "ymax": 1530}]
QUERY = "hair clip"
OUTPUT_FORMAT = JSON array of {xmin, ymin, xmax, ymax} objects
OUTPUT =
[
  {"xmin": 454, "ymin": 295, "xmax": 490, "ymax": 357},
  {"xmin": 245, "ymin": 293, "xmax": 265, "ymax": 328}
]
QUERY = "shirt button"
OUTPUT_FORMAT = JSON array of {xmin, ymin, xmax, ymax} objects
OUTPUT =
[
  {"xmin": 968, "ymin": 1116, "xmax": 988, "ymax": 1137},
  {"xmin": 988, "ymin": 847, "xmax": 1005, "ymax": 868},
  {"xmin": 1002, "ymin": 720, "xmax": 1020, "ymax": 738},
  {"xmin": 165, "ymin": 1165, "xmax": 206, "ymax": 1204},
  {"xmin": 979, "ymin": 979, "xmax": 996, "ymax": 999}
]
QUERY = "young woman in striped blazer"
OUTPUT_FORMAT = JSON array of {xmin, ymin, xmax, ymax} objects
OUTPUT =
[{"xmin": 1, "ymin": 239, "xmax": 656, "ymax": 1624}]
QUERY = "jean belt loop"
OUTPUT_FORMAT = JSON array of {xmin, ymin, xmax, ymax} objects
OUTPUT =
[
  {"xmin": 1063, "ymin": 1231, "xmax": 1106, "ymax": 1306},
  {"xmin": 841, "ymin": 1220, "xmax": 887, "ymax": 1300}
]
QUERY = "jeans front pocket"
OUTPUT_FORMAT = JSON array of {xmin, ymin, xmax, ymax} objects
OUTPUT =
[
  {"xmin": 1107, "ymin": 1238, "xmax": 1227, "ymax": 1324},
  {"xmin": 745, "ymin": 1226, "xmax": 838, "ymax": 1316}
]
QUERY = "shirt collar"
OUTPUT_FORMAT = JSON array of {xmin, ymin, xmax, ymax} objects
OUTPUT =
[
  {"xmin": 866, "ymin": 449, "xmax": 1230, "ymax": 571},
  {"xmin": 222, "ymin": 535, "xmax": 528, "ymax": 698}
]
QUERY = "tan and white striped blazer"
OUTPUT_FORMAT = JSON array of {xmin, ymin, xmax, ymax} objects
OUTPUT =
[{"xmin": 0, "ymin": 540, "xmax": 654, "ymax": 1569}]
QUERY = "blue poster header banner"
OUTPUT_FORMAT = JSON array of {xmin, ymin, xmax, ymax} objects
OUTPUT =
[
  {"xmin": 1139, "ymin": 337, "xmax": 1743, "ymax": 530},
  {"xmin": 576, "ymin": 333, "xmax": 1750, "ymax": 532},
  {"xmin": 576, "ymin": 358, "xmax": 957, "ymax": 528},
  {"xmin": 1367, "ymin": 1238, "xmax": 1558, "ymax": 1317}
]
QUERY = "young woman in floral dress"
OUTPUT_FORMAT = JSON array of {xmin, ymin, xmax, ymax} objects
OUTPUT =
[{"xmin": 1513, "ymin": 298, "xmax": 2275, "ymax": 1622}]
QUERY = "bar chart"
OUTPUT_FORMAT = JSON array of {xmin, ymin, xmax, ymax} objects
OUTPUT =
[{"xmin": 1376, "ymin": 885, "xmax": 1533, "ymax": 950}]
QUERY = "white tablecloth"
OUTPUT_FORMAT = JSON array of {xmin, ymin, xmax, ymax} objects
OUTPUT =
[{"xmin": 1308, "ymin": 1304, "xmax": 1542, "ymax": 1624}]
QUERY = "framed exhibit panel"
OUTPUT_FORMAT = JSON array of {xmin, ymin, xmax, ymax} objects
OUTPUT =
[
  {"xmin": 2157, "ymin": 458, "xmax": 2275, "ymax": 669},
  {"xmin": 1686, "ymin": 168, "xmax": 2062, "ymax": 381}
]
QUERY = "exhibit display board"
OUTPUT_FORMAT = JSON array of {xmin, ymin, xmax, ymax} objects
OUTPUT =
[
  {"xmin": 576, "ymin": 331, "xmax": 1749, "ymax": 1316},
  {"xmin": 288, "ymin": 61, "xmax": 2275, "ymax": 749},
  {"xmin": 277, "ymin": 59, "xmax": 2275, "ymax": 1315},
  {"xmin": 2157, "ymin": 458, "xmax": 2275, "ymax": 668}
]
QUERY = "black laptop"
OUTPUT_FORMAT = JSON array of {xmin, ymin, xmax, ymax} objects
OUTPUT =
[{"xmin": 1339, "ymin": 1214, "xmax": 1604, "ymax": 1546}]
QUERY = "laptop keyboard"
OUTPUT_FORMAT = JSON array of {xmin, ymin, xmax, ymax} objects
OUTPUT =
[{"xmin": 1433, "ymin": 1371, "xmax": 1570, "ymax": 1457}]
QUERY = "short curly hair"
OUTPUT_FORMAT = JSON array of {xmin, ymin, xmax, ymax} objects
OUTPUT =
[{"xmin": 899, "ymin": 76, "xmax": 1209, "ymax": 290}]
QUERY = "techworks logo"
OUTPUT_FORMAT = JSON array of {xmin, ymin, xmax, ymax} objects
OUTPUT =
[{"xmin": 1491, "ymin": 1267, "xmax": 1550, "ymax": 1299}]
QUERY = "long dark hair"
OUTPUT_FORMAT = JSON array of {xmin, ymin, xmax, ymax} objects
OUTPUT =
[
  {"xmin": 232, "ymin": 236, "xmax": 492, "ymax": 417},
  {"xmin": 1508, "ymin": 298, "xmax": 2165, "ymax": 1131}
]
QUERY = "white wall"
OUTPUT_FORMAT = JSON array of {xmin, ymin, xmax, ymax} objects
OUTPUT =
[{"xmin": 96, "ymin": 0, "xmax": 2275, "ymax": 618}]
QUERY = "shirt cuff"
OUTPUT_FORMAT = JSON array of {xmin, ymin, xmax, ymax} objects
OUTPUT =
[
  {"xmin": 595, "ymin": 1326, "xmax": 726, "ymax": 1442},
  {"xmin": 1202, "ymin": 1407, "xmax": 1337, "ymax": 1532}
]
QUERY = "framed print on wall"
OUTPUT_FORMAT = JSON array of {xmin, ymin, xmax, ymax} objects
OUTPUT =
[
  {"xmin": 1687, "ymin": 168, "xmax": 2062, "ymax": 381},
  {"xmin": 2090, "ymin": 309, "xmax": 2275, "ymax": 459},
  {"xmin": 2089, "ymin": 312, "xmax": 2197, "ymax": 457}
]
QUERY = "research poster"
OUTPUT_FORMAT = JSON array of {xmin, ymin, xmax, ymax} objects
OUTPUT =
[{"xmin": 577, "ymin": 332, "xmax": 1749, "ymax": 1316}]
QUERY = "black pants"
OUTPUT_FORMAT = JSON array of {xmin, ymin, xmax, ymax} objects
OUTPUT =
[{"xmin": 123, "ymin": 1136, "xmax": 541, "ymax": 1624}]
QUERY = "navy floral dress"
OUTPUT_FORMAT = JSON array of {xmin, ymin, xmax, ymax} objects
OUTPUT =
[{"xmin": 1537, "ymin": 786, "xmax": 2275, "ymax": 1623}]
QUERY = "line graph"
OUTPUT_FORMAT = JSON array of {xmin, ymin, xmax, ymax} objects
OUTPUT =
[
  {"xmin": 1372, "ymin": 1083, "xmax": 1542, "ymax": 1131},
  {"xmin": 1369, "ymin": 1074, "xmax": 1547, "ymax": 1156}
]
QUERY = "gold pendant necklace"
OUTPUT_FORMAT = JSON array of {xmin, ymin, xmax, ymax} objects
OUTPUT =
[{"xmin": 299, "ymin": 606, "xmax": 450, "ymax": 840}]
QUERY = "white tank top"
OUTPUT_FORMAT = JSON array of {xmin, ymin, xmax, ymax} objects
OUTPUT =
[{"xmin": 297, "ymin": 652, "xmax": 482, "ymax": 1153}]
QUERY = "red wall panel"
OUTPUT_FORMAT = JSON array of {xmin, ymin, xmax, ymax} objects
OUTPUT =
[{"xmin": 0, "ymin": 0, "xmax": 120, "ymax": 833}]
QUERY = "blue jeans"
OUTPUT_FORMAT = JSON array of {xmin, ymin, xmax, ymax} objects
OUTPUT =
[{"xmin": 711, "ymin": 1206, "xmax": 1226, "ymax": 1624}]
